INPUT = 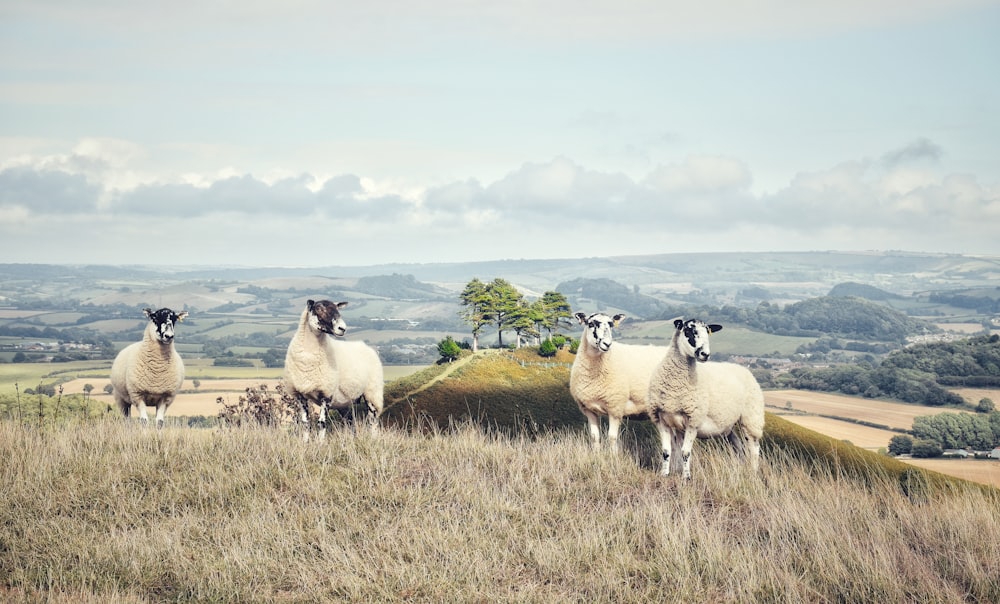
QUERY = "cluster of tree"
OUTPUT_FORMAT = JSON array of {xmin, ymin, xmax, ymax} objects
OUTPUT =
[
  {"xmin": 881, "ymin": 334, "xmax": 1000, "ymax": 387},
  {"xmin": 459, "ymin": 278, "xmax": 573, "ymax": 351},
  {"xmin": 782, "ymin": 335, "xmax": 1000, "ymax": 406},
  {"xmin": 795, "ymin": 337, "xmax": 894, "ymax": 356},
  {"xmin": 654, "ymin": 296, "xmax": 933, "ymax": 342},
  {"xmin": 556, "ymin": 278, "xmax": 669, "ymax": 319},
  {"xmin": 928, "ymin": 289, "xmax": 1000, "ymax": 314},
  {"xmin": 781, "ymin": 364, "xmax": 966, "ymax": 407},
  {"xmin": 888, "ymin": 408, "xmax": 1000, "ymax": 456}
]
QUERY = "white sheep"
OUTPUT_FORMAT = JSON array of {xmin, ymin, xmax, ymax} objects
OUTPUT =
[
  {"xmin": 328, "ymin": 338, "xmax": 384, "ymax": 433},
  {"xmin": 284, "ymin": 299, "xmax": 346, "ymax": 439},
  {"xmin": 110, "ymin": 307, "xmax": 188, "ymax": 428},
  {"xmin": 569, "ymin": 311, "xmax": 672, "ymax": 452},
  {"xmin": 648, "ymin": 318, "xmax": 765, "ymax": 479}
]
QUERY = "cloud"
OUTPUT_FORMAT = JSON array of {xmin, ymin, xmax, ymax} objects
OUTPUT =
[
  {"xmin": 1, "ymin": 140, "xmax": 998, "ymax": 265},
  {"xmin": 881, "ymin": 138, "xmax": 944, "ymax": 168},
  {"xmin": 0, "ymin": 166, "xmax": 100, "ymax": 213}
]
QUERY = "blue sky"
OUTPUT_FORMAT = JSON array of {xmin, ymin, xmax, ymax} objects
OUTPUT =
[{"xmin": 1, "ymin": 1, "xmax": 998, "ymax": 267}]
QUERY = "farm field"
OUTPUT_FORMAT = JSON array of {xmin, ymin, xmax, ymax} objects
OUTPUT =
[
  {"xmin": 766, "ymin": 389, "xmax": 1000, "ymax": 488},
  {"xmin": 60, "ymin": 364, "xmax": 430, "ymax": 417},
  {"xmin": 764, "ymin": 389, "xmax": 974, "ymax": 432}
]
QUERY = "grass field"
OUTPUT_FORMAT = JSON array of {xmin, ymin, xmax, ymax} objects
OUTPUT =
[{"xmin": 2, "ymin": 419, "xmax": 997, "ymax": 602}]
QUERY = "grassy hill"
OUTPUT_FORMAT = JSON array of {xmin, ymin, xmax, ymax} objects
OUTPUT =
[{"xmin": 2, "ymin": 350, "xmax": 999, "ymax": 601}]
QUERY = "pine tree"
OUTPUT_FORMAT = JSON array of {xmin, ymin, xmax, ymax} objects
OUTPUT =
[{"xmin": 458, "ymin": 278, "xmax": 491, "ymax": 352}]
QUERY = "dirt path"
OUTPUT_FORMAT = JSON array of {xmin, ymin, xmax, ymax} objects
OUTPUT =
[{"xmin": 391, "ymin": 351, "xmax": 482, "ymax": 402}]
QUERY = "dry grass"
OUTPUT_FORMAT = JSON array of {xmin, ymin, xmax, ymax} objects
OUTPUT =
[{"xmin": 2, "ymin": 419, "xmax": 998, "ymax": 603}]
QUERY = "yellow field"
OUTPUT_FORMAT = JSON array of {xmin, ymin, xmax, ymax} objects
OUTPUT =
[
  {"xmin": 766, "ymin": 389, "xmax": 1000, "ymax": 488},
  {"xmin": 61, "ymin": 364, "xmax": 429, "ymax": 417},
  {"xmin": 764, "ymin": 389, "xmax": 973, "ymax": 432}
]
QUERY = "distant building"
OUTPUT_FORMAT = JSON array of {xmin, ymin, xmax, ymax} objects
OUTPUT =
[{"xmin": 990, "ymin": 448, "xmax": 1000, "ymax": 460}]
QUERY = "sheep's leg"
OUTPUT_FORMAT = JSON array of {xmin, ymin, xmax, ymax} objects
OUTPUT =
[
  {"xmin": 317, "ymin": 400, "xmax": 329, "ymax": 441},
  {"xmin": 654, "ymin": 421, "xmax": 674, "ymax": 476},
  {"xmin": 582, "ymin": 409, "xmax": 601, "ymax": 448},
  {"xmin": 747, "ymin": 436, "xmax": 761, "ymax": 473},
  {"xmin": 154, "ymin": 398, "xmax": 170, "ymax": 430},
  {"xmin": 680, "ymin": 427, "xmax": 699, "ymax": 480},
  {"xmin": 607, "ymin": 415, "xmax": 622, "ymax": 452},
  {"xmin": 363, "ymin": 395, "xmax": 381, "ymax": 434},
  {"xmin": 135, "ymin": 398, "xmax": 151, "ymax": 426},
  {"xmin": 726, "ymin": 429, "xmax": 746, "ymax": 457},
  {"xmin": 297, "ymin": 395, "xmax": 311, "ymax": 441}
]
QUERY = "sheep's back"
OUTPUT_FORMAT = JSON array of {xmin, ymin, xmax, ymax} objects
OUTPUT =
[
  {"xmin": 570, "ymin": 343, "xmax": 668, "ymax": 413},
  {"xmin": 329, "ymin": 340, "xmax": 383, "ymax": 402}
]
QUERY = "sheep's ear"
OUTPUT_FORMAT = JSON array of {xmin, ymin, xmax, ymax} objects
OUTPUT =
[
  {"xmin": 575, "ymin": 312, "xmax": 588, "ymax": 325},
  {"xmin": 176, "ymin": 311, "xmax": 188, "ymax": 323},
  {"xmin": 612, "ymin": 314, "xmax": 626, "ymax": 327},
  {"xmin": 708, "ymin": 324, "xmax": 723, "ymax": 333},
  {"xmin": 673, "ymin": 318, "xmax": 684, "ymax": 330},
  {"xmin": 143, "ymin": 308, "xmax": 153, "ymax": 319},
  {"xmin": 306, "ymin": 300, "xmax": 315, "ymax": 310},
  {"xmin": 336, "ymin": 301, "xmax": 349, "ymax": 309}
]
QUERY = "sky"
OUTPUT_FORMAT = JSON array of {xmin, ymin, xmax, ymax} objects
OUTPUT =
[{"xmin": 1, "ymin": 0, "xmax": 998, "ymax": 268}]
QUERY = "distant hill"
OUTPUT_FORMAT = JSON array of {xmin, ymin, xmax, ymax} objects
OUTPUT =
[
  {"xmin": 556, "ymin": 277, "xmax": 669, "ymax": 319},
  {"xmin": 828, "ymin": 282, "xmax": 902, "ymax": 300},
  {"xmin": 353, "ymin": 273, "xmax": 450, "ymax": 300}
]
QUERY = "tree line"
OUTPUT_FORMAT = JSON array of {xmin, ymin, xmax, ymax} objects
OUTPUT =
[
  {"xmin": 458, "ymin": 278, "xmax": 573, "ymax": 351},
  {"xmin": 777, "ymin": 335, "xmax": 1000, "ymax": 407}
]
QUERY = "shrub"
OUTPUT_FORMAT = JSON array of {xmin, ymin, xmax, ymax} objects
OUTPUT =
[
  {"xmin": 538, "ymin": 339, "xmax": 557, "ymax": 358},
  {"xmin": 977, "ymin": 398, "xmax": 995, "ymax": 413},
  {"xmin": 437, "ymin": 336, "xmax": 462, "ymax": 362},
  {"xmin": 217, "ymin": 383, "xmax": 296, "ymax": 428},
  {"xmin": 887, "ymin": 434, "xmax": 913, "ymax": 456},
  {"xmin": 910, "ymin": 439, "xmax": 943, "ymax": 458}
]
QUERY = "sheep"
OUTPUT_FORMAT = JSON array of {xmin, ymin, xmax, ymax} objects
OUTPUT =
[
  {"xmin": 569, "ymin": 311, "xmax": 673, "ymax": 452},
  {"xmin": 328, "ymin": 338, "xmax": 384, "ymax": 433},
  {"xmin": 283, "ymin": 299, "xmax": 347, "ymax": 439},
  {"xmin": 110, "ymin": 307, "xmax": 188, "ymax": 428},
  {"xmin": 648, "ymin": 318, "xmax": 765, "ymax": 479}
]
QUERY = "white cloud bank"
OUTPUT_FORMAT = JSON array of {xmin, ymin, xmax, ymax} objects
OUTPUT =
[{"xmin": 1, "ymin": 138, "xmax": 996, "ymax": 266}]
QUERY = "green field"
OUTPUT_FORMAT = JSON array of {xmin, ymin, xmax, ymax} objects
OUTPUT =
[{"xmin": 620, "ymin": 322, "xmax": 815, "ymax": 356}]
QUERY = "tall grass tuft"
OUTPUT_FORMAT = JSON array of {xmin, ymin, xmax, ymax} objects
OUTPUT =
[{"xmin": 1, "ymin": 419, "xmax": 998, "ymax": 602}]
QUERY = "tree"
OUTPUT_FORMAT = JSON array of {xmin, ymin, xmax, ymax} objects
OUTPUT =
[
  {"xmin": 910, "ymin": 439, "xmax": 943, "ymax": 458},
  {"xmin": 977, "ymin": 398, "xmax": 995, "ymax": 413},
  {"xmin": 12, "ymin": 351, "xmax": 27, "ymax": 363},
  {"xmin": 485, "ymin": 278, "xmax": 523, "ymax": 348},
  {"xmin": 437, "ymin": 336, "xmax": 461, "ymax": 363},
  {"xmin": 509, "ymin": 301, "xmax": 541, "ymax": 348},
  {"xmin": 458, "ymin": 278, "xmax": 491, "ymax": 352},
  {"xmin": 103, "ymin": 384, "xmax": 113, "ymax": 395},
  {"xmin": 539, "ymin": 291, "xmax": 573, "ymax": 340},
  {"xmin": 887, "ymin": 434, "xmax": 913, "ymax": 456},
  {"xmin": 83, "ymin": 383, "xmax": 94, "ymax": 399},
  {"xmin": 193, "ymin": 379, "xmax": 201, "ymax": 390}
]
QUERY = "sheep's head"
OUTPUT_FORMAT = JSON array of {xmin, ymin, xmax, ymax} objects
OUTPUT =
[
  {"xmin": 143, "ymin": 307, "xmax": 188, "ymax": 344},
  {"xmin": 673, "ymin": 318, "xmax": 722, "ymax": 362},
  {"xmin": 306, "ymin": 299, "xmax": 348, "ymax": 337},
  {"xmin": 576, "ymin": 312, "xmax": 625, "ymax": 353}
]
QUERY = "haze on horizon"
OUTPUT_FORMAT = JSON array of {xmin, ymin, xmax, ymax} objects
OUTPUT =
[{"xmin": 1, "ymin": 1, "xmax": 998, "ymax": 268}]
